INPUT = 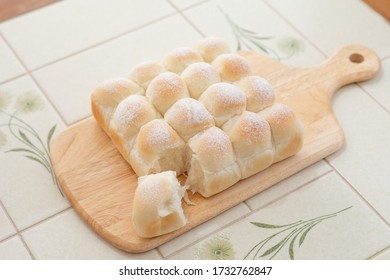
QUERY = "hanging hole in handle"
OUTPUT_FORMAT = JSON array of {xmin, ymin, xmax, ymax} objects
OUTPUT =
[{"xmin": 349, "ymin": 53, "xmax": 364, "ymax": 63}]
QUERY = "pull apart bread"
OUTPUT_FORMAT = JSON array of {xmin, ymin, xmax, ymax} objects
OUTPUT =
[{"xmin": 91, "ymin": 37, "xmax": 303, "ymax": 238}]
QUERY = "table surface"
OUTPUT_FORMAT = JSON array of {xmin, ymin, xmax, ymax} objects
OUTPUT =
[{"xmin": 0, "ymin": 0, "xmax": 389, "ymax": 260}]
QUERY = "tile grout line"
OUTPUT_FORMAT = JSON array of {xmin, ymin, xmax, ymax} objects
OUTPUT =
[
  {"xmin": 246, "ymin": 169, "xmax": 334, "ymax": 212},
  {"xmin": 324, "ymin": 158, "xmax": 390, "ymax": 228},
  {"xmin": 0, "ymin": 73, "xmax": 28, "ymax": 87},
  {"xmin": 263, "ymin": 0, "xmax": 390, "ymax": 114},
  {"xmin": 1, "ymin": 11, "xmax": 180, "ymax": 126},
  {"xmin": 18, "ymin": 206, "xmax": 73, "ymax": 235},
  {"xmin": 23, "ymin": 11, "xmax": 179, "ymax": 74},
  {"xmin": 0, "ymin": 32, "xmax": 69, "ymax": 126},
  {"xmin": 166, "ymin": 0, "xmax": 206, "ymax": 38},
  {"xmin": 164, "ymin": 170, "xmax": 333, "ymax": 259},
  {"xmin": 0, "ymin": 200, "xmax": 35, "ymax": 259},
  {"xmin": 357, "ymin": 83, "xmax": 390, "ymax": 114},
  {"xmin": 367, "ymin": 245, "xmax": 390, "ymax": 260},
  {"xmin": 262, "ymin": 0, "xmax": 328, "ymax": 59}
]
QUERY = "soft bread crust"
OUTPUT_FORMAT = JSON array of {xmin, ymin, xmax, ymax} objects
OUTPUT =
[
  {"xmin": 186, "ymin": 127, "xmax": 241, "ymax": 197},
  {"xmin": 164, "ymin": 98, "xmax": 215, "ymax": 141},
  {"xmin": 259, "ymin": 103, "xmax": 304, "ymax": 162},
  {"xmin": 162, "ymin": 47, "xmax": 203, "ymax": 74},
  {"xmin": 199, "ymin": 82, "xmax": 246, "ymax": 126},
  {"xmin": 128, "ymin": 61, "xmax": 166, "ymax": 89},
  {"xmin": 222, "ymin": 111, "xmax": 274, "ymax": 179},
  {"xmin": 194, "ymin": 37, "xmax": 231, "ymax": 63},
  {"xmin": 181, "ymin": 62, "xmax": 221, "ymax": 99},
  {"xmin": 91, "ymin": 77, "xmax": 144, "ymax": 133},
  {"xmin": 132, "ymin": 171, "xmax": 187, "ymax": 238},
  {"xmin": 108, "ymin": 95, "xmax": 161, "ymax": 163},
  {"xmin": 130, "ymin": 119, "xmax": 186, "ymax": 176},
  {"xmin": 146, "ymin": 72, "xmax": 190, "ymax": 115},
  {"xmin": 212, "ymin": 53, "xmax": 252, "ymax": 82},
  {"xmin": 236, "ymin": 76, "xmax": 275, "ymax": 112}
]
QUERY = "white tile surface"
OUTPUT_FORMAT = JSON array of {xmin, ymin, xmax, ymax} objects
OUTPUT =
[
  {"xmin": 170, "ymin": 172, "xmax": 390, "ymax": 260},
  {"xmin": 184, "ymin": 0, "xmax": 326, "ymax": 67},
  {"xmin": 0, "ymin": 0, "xmax": 388, "ymax": 261},
  {"xmin": 266, "ymin": 0, "xmax": 390, "ymax": 59},
  {"xmin": 33, "ymin": 15, "xmax": 203, "ymax": 124},
  {"xmin": 169, "ymin": 0, "xmax": 209, "ymax": 10},
  {"xmin": 359, "ymin": 57, "xmax": 390, "ymax": 112},
  {"xmin": 159, "ymin": 203, "xmax": 250, "ymax": 257},
  {"xmin": 0, "ymin": 36, "xmax": 25, "ymax": 83},
  {"xmin": 0, "ymin": 0, "xmax": 174, "ymax": 70},
  {"xmin": 0, "ymin": 76, "xmax": 69, "ymax": 230},
  {"xmin": 22, "ymin": 209, "xmax": 161, "ymax": 259},
  {"xmin": 327, "ymin": 85, "xmax": 390, "ymax": 223},
  {"xmin": 246, "ymin": 160, "xmax": 332, "ymax": 210},
  {"xmin": 0, "ymin": 204, "xmax": 16, "ymax": 241},
  {"xmin": 0, "ymin": 236, "xmax": 32, "ymax": 260},
  {"xmin": 372, "ymin": 247, "xmax": 390, "ymax": 260}
]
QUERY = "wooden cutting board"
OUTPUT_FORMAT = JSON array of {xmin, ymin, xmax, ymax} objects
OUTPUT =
[{"xmin": 50, "ymin": 45, "xmax": 380, "ymax": 253}]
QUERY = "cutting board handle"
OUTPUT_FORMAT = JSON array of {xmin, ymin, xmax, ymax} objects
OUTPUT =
[{"xmin": 317, "ymin": 45, "xmax": 381, "ymax": 97}]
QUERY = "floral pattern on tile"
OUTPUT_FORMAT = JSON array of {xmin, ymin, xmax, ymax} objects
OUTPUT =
[
  {"xmin": 243, "ymin": 206, "xmax": 352, "ymax": 260},
  {"xmin": 158, "ymin": 203, "xmax": 250, "ymax": 258},
  {"xmin": 265, "ymin": 0, "xmax": 390, "ymax": 59},
  {"xmin": 219, "ymin": 6, "xmax": 304, "ymax": 60},
  {"xmin": 170, "ymin": 173, "xmax": 390, "ymax": 260},
  {"xmin": 184, "ymin": 0, "xmax": 326, "ymax": 67},
  {"xmin": 0, "ymin": 90, "xmax": 60, "ymax": 195},
  {"xmin": 0, "ymin": 76, "xmax": 69, "ymax": 230},
  {"xmin": 195, "ymin": 233, "xmax": 236, "ymax": 260}
]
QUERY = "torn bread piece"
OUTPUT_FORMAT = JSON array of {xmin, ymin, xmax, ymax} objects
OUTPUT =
[
  {"xmin": 132, "ymin": 171, "xmax": 187, "ymax": 238},
  {"xmin": 130, "ymin": 119, "xmax": 186, "ymax": 176}
]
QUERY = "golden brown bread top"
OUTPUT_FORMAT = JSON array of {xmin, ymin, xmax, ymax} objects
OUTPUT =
[
  {"xmin": 212, "ymin": 53, "xmax": 252, "ymax": 82},
  {"xmin": 163, "ymin": 47, "xmax": 203, "ymax": 74},
  {"xmin": 181, "ymin": 62, "xmax": 221, "ymax": 99},
  {"xmin": 164, "ymin": 98, "xmax": 215, "ymax": 141},
  {"xmin": 145, "ymin": 72, "xmax": 189, "ymax": 114},
  {"xmin": 194, "ymin": 37, "xmax": 231, "ymax": 63},
  {"xmin": 128, "ymin": 61, "xmax": 166, "ymax": 89}
]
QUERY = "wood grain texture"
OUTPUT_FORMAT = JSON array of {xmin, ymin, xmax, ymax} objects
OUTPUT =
[
  {"xmin": 50, "ymin": 45, "xmax": 380, "ymax": 253},
  {"xmin": 0, "ymin": 0, "xmax": 59, "ymax": 22},
  {"xmin": 364, "ymin": 0, "xmax": 390, "ymax": 21}
]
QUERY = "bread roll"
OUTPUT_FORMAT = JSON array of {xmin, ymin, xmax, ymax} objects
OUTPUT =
[
  {"xmin": 212, "ymin": 53, "xmax": 252, "ymax": 82},
  {"xmin": 130, "ymin": 119, "xmax": 186, "ymax": 176},
  {"xmin": 236, "ymin": 76, "xmax": 275, "ymax": 112},
  {"xmin": 132, "ymin": 171, "xmax": 187, "ymax": 238},
  {"xmin": 186, "ymin": 126, "xmax": 241, "ymax": 197},
  {"xmin": 91, "ymin": 77, "xmax": 144, "ymax": 133},
  {"xmin": 162, "ymin": 47, "xmax": 203, "ymax": 74},
  {"xmin": 222, "ymin": 111, "xmax": 273, "ymax": 179},
  {"xmin": 259, "ymin": 103, "xmax": 303, "ymax": 162},
  {"xmin": 199, "ymin": 82, "xmax": 246, "ymax": 126},
  {"xmin": 194, "ymin": 37, "xmax": 231, "ymax": 63},
  {"xmin": 146, "ymin": 72, "xmax": 190, "ymax": 115},
  {"xmin": 164, "ymin": 98, "xmax": 215, "ymax": 141},
  {"xmin": 181, "ymin": 62, "xmax": 221, "ymax": 99},
  {"xmin": 128, "ymin": 61, "xmax": 166, "ymax": 89},
  {"xmin": 109, "ymin": 95, "xmax": 161, "ymax": 163}
]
